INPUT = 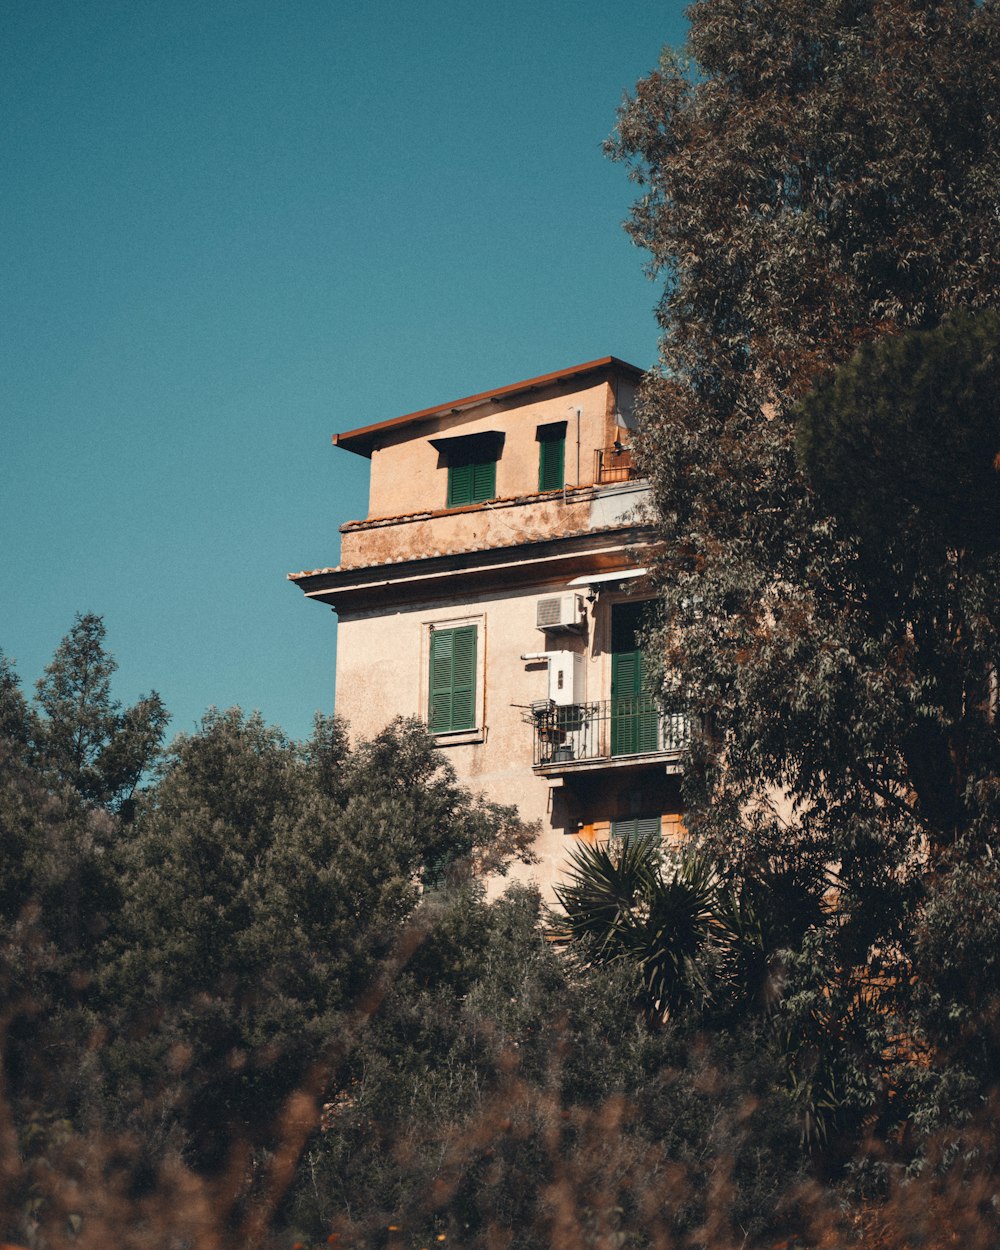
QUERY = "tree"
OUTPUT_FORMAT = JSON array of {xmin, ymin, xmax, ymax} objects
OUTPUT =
[
  {"xmin": 606, "ymin": 0, "xmax": 1000, "ymax": 1163},
  {"xmin": 34, "ymin": 613, "xmax": 168, "ymax": 813},
  {"xmin": 608, "ymin": 0, "xmax": 1000, "ymax": 882},
  {"xmin": 795, "ymin": 311, "xmax": 1000, "ymax": 850},
  {"xmin": 100, "ymin": 712, "xmax": 536, "ymax": 1174}
]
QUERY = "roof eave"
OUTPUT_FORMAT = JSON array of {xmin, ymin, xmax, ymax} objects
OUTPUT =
[{"xmin": 332, "ymin": 355, "xmax": 645, "ymax": 459}]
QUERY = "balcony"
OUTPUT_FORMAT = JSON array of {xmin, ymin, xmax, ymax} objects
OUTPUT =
[
  {"xmin": 530, "ymin": 698, "xmax": 689, "ymax": 775},
  {"xmin": 595, "ymin": 444, "xmax": 640, "ymax": 484}
]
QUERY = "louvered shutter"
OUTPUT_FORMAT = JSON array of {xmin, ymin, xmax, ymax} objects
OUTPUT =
[
  {"xmin": 448, "ymin": 457, "xmax": 495, "ymax": 506},
  {"xmin": 610, "ymin": 815, "xmax": 661, "ymax": 844},
  {"xmin": 538, "ymin": 431, "xmax": 565, "ymax": 491},
  {"xmin": 429, "ymin": 630, "xmax": 455, "ymax": 732},
  {"xmin": 448, "ymin": 461, "xmax": 474, "ymax": 507},
  {"xmin": 428, "ymin": 626, "xmax": 477, "ymax": 733},
  {"xmin": 471, "ymin": 458, "xmax": 496, "ymax": 502},
  {"xmin": 611, "ymin": 601, "xmax": 659, "ymax": 755},
  {"xmin": 611, "ymin": 647, "xmax": 641, "ymax": 755}
]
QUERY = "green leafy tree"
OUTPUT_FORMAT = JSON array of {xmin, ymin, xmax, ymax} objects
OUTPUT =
[
  {"xmin": 100, "ymin": 712, "xmax": 535, "ymax": 1173},
  {"xmin": 34, "ymin": 613, "xmax": 168, "ymax": 813},
  {"xmin": 607, "ymin": 0, "xmax": 999, "ymax": 854},
  {"xmin": 608, "ymin": 0, "xmax": 1000, "ymax": 901},
  {"xmin": 795, "ymin": 311, "xmax": 1000, "ymax": 850},
  {"xmin": 290, "ymin": 881, "xmax": 805, "ymax": 1250},
  {"xmin": 607, "ymin": 0, "xmax": 1000, "ymax": 1163}
]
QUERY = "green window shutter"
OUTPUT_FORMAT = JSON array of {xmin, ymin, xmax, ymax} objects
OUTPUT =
[
  {"xmin": 428, "ymin": 626, "xmax": 477, "ymax": 733},
  {"xmin": 610, "ymin": 816, "xmax": 661, "ymax": 843},
  {"xmin": 538, "ymin": 431, "xmax": 565, "ymax": 492},
  {"xmin": 447, "ymin": 457, "xmax": 495, "ymax": 506},
  {"xmin": 448, "ymin": 461, "xmax": 473, "ymax": 507},
  {"xmin": 472, "ymin": 458, "xmax": 496, "ymax": 502}
]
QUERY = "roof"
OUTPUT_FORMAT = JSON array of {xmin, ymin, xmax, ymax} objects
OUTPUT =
[
  {"xmin": 287, "ymin": 522, "xmax": 659, "ymax": 612},
  {"xmin": 332, "ymin": 355, "xmax": 644, "ymax": 458}
]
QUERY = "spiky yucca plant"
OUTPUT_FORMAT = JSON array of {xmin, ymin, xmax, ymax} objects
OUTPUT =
[{"xmin": 552, "ymin": 836, "xmax": 720, "ymax": 1018}]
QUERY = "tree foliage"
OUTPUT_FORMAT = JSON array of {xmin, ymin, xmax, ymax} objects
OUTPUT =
[
  {"xmin": 609, "ymin": 0, "xmax": 1000, "ymax": 867},
  {"xmin": 607, "ymin": 0, "xmax": 1000, "ymax": 1172},
  {"xmin": 794, "ymin": 312, "xmax": 1000, "ymax": 848},
  {"xmin": 33, "ymin": 612, "xmax": 169, "ymax": 812}
]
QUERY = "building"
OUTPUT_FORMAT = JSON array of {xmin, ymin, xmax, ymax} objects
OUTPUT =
[{"xmin": 289, "ymin": 357, "xmax": 686, "ymax": 895}]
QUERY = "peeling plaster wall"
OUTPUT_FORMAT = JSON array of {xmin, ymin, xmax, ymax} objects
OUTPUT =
[
  {"xmin": 339, "ymin": 493, "xmax": 592, "ymax": 569},
  {"xmin": 338, "ymin": 481, "xmax": 653, "ymax": 571}
]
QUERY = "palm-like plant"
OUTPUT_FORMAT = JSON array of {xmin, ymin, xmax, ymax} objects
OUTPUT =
[
  {"xmin": 552, "ymin": 835, "xmax": 721, "ymax": 1018},
  {"xmin": 716, "ymin": 853, "xmax": 831, "ymax": 1010}
]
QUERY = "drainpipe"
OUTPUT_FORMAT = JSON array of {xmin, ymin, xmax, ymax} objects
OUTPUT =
[{"xmin": 564, "ymin": 406, "xmax": 581, "ymax": 505}]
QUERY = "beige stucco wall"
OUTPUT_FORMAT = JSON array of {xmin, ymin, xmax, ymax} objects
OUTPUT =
[
  {"xmin": 363, "ymin": 378, "xmax": 624, "ymax": 521},
  {"xmin": 334, "ymin": 576, "xmax": 682, "ymax": 899}
]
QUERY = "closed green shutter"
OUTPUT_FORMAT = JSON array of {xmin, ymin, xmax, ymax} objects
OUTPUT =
[
  {"xmin": 610, "ymin": 601, "xmax": 660, "ymax": 755},
  {"xmin": 538, "ymin": 429, "xmax": 565, "ymax": 492},
  {"xmin": 610, "ymin": 815, "xmax": 661, "ymax": 843},
  {"xmin": 428, "ymin": 626, "xmax": 477, "ymax": 733},
  {"xmin": 448, "ymin": 461, "xmax": 473, "ymax": 507},
  {"xmin": 471, "ymin": 458, "xmax": 496, "ymax": 501},
  {"xmin": 448, "ymin": 457, "xmax": 496, "ymax": 507}
]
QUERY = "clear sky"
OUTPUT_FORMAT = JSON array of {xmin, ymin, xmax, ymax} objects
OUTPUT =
[{"xmin": 1, "ymin": 0, "xmax": 688, "ymax": 744}]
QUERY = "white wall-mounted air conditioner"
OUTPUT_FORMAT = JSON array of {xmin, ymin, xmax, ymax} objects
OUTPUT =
[{"xmin": 536, "ymin": 593, "xmax": 585, "ymax": 633}]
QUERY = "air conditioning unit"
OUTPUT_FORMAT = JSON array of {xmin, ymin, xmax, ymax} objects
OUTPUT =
[{"xmin": 536, "ymin": 593, "xmax": 585, "ymax": 633}]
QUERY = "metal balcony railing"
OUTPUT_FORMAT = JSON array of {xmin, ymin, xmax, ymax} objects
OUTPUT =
[
  {"xmin": 530, "ymin": 698, "xmax": 689, "ymax": 769},
  {"xmin": 595, "ymin": 444, "xmax": 639, "ymax": 484}
]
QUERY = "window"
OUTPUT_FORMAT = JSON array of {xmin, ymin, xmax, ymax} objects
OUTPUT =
[
  {"xmin": 433, "ymin": 432, "xmax": 504, "ymax": 508},
  {"xmin": 537, "ymin": 422, "xmax": 566, "ymax": 492},
  {"xmin": 610, "ymin": 815, "xmax": 662, "ymax": 843},
  {"xmin": 428, "ymin": 625, "xmax": 477, "ymax": 734},
  {"xmin": 447, "ymin": 455, "xmax": 496, "ymax": 507},
  {"xmin": 611, "ymin": 788, "xmax": 662, "ymax": 843}
]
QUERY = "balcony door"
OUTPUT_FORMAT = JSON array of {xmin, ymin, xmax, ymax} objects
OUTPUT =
[{"xmin": 610, "ymin": 600, "xmax": 659, "ymax": 755}]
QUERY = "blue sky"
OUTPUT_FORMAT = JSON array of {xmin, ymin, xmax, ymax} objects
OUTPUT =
[{"xmin": 1, "ymin": 0, "xmax": 688, "ymax": 743}]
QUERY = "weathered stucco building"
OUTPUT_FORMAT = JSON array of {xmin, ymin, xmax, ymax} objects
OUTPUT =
[{"xmin": 289, "ymin": 357, "xmax": 685, "ymax": 894}]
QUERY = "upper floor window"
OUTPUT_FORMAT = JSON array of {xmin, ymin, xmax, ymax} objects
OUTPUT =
[
  {"xmin": 537, "ymin": 421, "xmax": 566, "ymax": 492},
  {"xmin": 448, "ymin": 453, "xmax": 496, "ymax": 507},
  {"xmin": 432, "ymin": 431, "xmax": 504, "ymax": 508}
]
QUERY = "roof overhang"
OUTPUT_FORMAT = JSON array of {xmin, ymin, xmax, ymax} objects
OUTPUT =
[
  {"xmin": 332, "ymin": 356, "xmax": 645, "ymax": 458},
  {"xmin": 290, "ymin": 526, "xmax": 658, "ymax": 615}
]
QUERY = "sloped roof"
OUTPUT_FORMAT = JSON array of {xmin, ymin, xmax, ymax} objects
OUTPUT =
[{"xmin": 332, "ymin": 355, "xmax": 644, "ymax": 458}]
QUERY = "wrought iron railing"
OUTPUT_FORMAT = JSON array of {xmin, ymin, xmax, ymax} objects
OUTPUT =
[
  {"xmin": 595, "ymin": 444, "xmax": 639, "ymax": 484},
  {"xmin": 530, "ymin": 698, "xmax": 689, "ymax": 769}
]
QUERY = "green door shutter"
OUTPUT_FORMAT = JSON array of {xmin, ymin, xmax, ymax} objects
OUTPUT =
[
  {"xmin": 429, "ymin": 626, "xmax": 477, "ymax": 733},
  {"xmin": 538, "ymin": 430, "xmax": 565, "ymax": 492},
  {"xmin": 611, "ymin": 602, "xmax": 659, "ymax": 755}
]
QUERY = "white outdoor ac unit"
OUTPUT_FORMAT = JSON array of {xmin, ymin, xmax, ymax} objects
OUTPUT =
[
  {"xmin": 536, "ymin": 593, "xmax": 585, "ymax": 633},
  {"xmin": 545, "ymin": 651, "xmax": 586, "ymax": 706}
]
